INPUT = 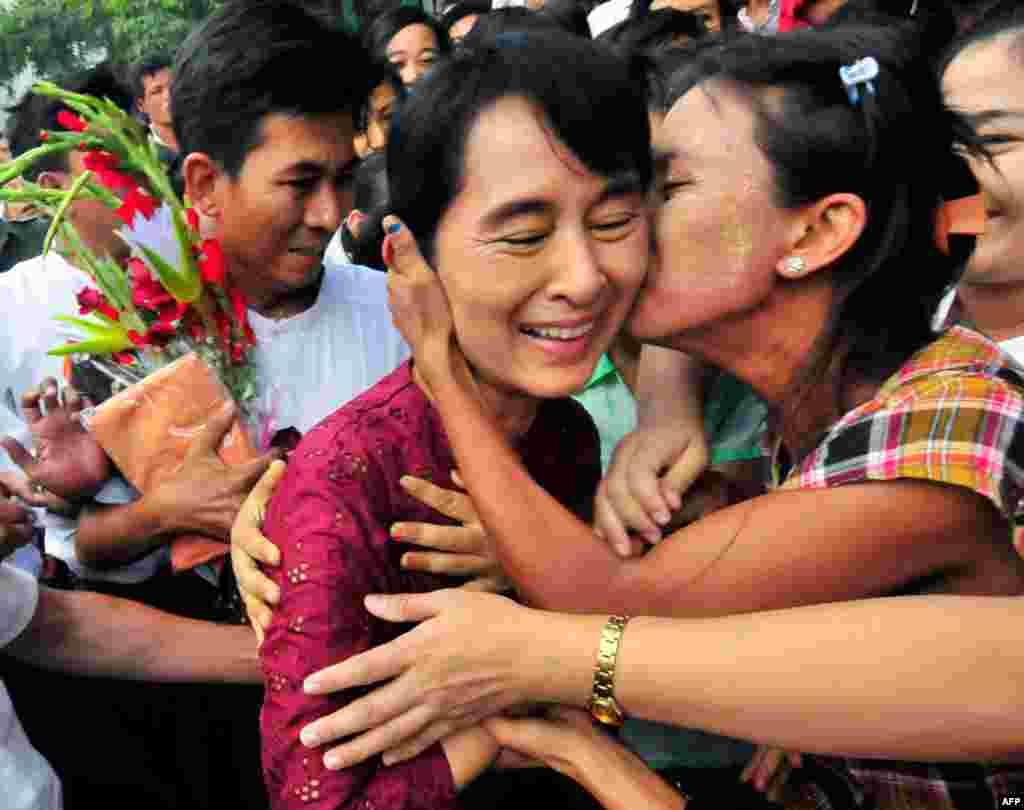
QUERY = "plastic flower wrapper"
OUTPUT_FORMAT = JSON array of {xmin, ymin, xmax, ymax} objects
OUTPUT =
[{"xmin": 0, "ymin": 81, "xmax": 265, "ymax": 573}]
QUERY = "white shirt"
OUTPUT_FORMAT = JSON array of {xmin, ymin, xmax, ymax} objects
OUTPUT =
[
  {"xmin": 247, "ymin": 259, "xmax": 408, "ymax": 436},
  {"xmin": 0, "ymin": 563, "xmax": 62, "ymax": 810}
]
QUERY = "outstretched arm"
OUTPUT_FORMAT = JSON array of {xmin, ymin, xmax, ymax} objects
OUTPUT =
[
  {"xmin": 298, "ymin": 590, "xmax": 1024, "ymax": 768},
  {"xmin": 5, "ymin": 577, "xmax": 261, "ymax": 684}
]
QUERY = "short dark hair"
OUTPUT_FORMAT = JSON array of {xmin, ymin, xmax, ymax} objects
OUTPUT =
[
  {"xmin": 172, "ymin": 0, "xmax": 372, "ymax": 178},
  {"xmin": 387, "ymin": 31, "xmax": 652, "ymax": 262},
  {"xmin": 362, "ymin": 6, "xmax": 451, "ymax": 65},
  {"xmin": 6, "ymin": 62, "xmax": 133, "ymax": 181},
  {"xmin": 131, "ymin": 52, "xmax": 173, "ymax": 99},
  {"xmin": 461, "ymin": 7, "xmax": 567, "ymax": 45},
  {"xmin": 599, "ymin": 8, "xmax": 711, "ymax": 53},
  {"xmin": 666, "ymin": 24, "xmax": 983, "ymax": 382}
]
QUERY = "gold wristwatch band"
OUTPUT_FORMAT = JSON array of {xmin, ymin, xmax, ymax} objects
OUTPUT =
[{"xmin": 588, "ymin": 614, "xmax": 630, "ymax": 726}]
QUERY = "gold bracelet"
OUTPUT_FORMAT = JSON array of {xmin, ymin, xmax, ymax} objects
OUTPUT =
[{"xmin": 587, "ymin": 614, "xmax": 630, "ymax": 726}]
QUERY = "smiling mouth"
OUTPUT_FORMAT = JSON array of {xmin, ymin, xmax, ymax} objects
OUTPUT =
[{"xmin": 520, "ymin": 322, "xmax": 596, "ymax": 341}]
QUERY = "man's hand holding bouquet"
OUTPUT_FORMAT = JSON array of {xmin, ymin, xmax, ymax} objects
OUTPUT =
[{"xmin": 0, "ymin": 82, "xmax": 270, "ymax": 573}]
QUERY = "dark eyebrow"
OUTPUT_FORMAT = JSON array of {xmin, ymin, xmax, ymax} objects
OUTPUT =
[
  {"xmin": 481, "ymin": 198, "xmax": 551, "ymax": 230},
  {"xmin": 597, "ymin": 172, "xmax": 648, "ymax": 202},
  {"xmin": 481, "ymin": 174, "xmax": 646, "ymax": 231},
  {"xmin": 281, "ymin": 156, "xmax": 360, "ymax": 178}
]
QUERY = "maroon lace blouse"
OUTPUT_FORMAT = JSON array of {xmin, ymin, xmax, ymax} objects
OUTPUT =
[{"xmin": 260, "ymin": 361, "xmax": 601, "ymax": 809}]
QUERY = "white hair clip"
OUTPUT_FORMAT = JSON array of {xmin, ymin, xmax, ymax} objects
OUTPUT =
[{"xmin": 839, "ymin": 56, "xmax": 879, "ymax": 106}]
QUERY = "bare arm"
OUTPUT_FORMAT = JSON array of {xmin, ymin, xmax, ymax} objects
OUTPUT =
[
  {"xmin": 422, "ymin": 351, "xmax": 1005, "ymax": 616},
  {"xmin": 595, "ymin": 345, "xmax": 710, "ymax": 550},
  {"xmin": 300, "ymin": 590, "xmax": 1024, "ymax": 766},
  {"xmin": 4, "ymin": 585, "xmax": 261, "ymax": 684}
]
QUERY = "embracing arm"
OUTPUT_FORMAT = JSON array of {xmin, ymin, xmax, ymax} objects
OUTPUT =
[
  {"xmin": 4, "ymin": 585, "xmax": 261, "ymax": 683},
  {"xmin": 423, "ymin": 350, "xmax": 1004, "ymax": 616}
]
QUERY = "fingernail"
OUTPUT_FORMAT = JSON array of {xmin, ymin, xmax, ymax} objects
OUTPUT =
[
  {"xmin": 667, "ymin": 493, "xmax": 682, "ymax": 510},
  {"xmin": 302, "ymin": 677, "xmax": 319, "ymax": 695},
  {"xmin": 324, "ymin": 753, "xmax": 342, "ymax": 770},
  {"xmin": 387, "ymin": 222, "xmax": 402, "ymax": 235},
  {"xmin": 643, "ymin": 529, "xmax": 661, "ymax": 544},
  {"xmin": 653, "ymin": 510, "xmax": 670, "ymax": 526},
  {"xmin": 300, "ymin": 726, "xmax": 319, "ymax": 746},
  {"xmin": 381, "ymin": 753, "xmax": 395, "ymax": 766}
]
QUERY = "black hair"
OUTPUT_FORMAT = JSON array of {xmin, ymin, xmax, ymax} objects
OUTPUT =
[
  {"xmin": 460, "ymin": 7, "xmax": 568, "ymax": 45},
  {"xmin": 172, "ymin": 0, "xmax": 372, "ymax": 178},
  {"xmin": 666, "ymin": 24, "xmax": 983, "ymax": 383},
  {"xmin": 440, "ymin": 0, "xmax": 491, "ymax": 34},
  {"xmin": 599, "ymin": 8, "xmax": 710, "ymax": 53},
  {"xmin": 537, "ymin": 0, "xmax": 592, "ymax": 37},
  {"xmin": 629, "ymin": 0, "xmax": 724, "ymax": 32},
  {"xmin": 826, "ymin": 0, "xmax": 958, "ymax": 58},
  {"xmin": 355, "ymin": 64, "xmax": 406, "ymax": 133},
  {"xmin": 131, "ymin": 52, "xmax": 173, "ymax": 99},
  {"xmin": 343, "ymin": 151, "xmax": 390, "ymax": 270},
  {"xmin": 387, "ymin": 30, "xmax": 652, "ymax": 263},
  {"xmin": 6, "ymin": 62, "xmax": 134, "ymax": 181},
  {"xmin": 362, "ymin": 6, "xmax": 451, "ymax": 66}
]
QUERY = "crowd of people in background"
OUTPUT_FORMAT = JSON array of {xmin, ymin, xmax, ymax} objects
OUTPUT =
[{"xmin": 1, "ymin": 1, "xmax": 1023, "ymax": 809}]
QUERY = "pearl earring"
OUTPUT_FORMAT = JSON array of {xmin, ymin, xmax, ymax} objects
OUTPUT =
[{"xmin": 781, "ymin": 256, "xmax": 805, "ymax": 276}]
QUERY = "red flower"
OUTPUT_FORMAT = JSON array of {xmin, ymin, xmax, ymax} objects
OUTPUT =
[
  {"xmin": 185, "ymin": 207, "xmax": 200, "ymax": 232},
  {"xmin": 82, "ymin": 151, "xmax": 120, "ymax": 172},
  {"xmin": 128, "ymin": 258, "xmax": 174, "ymax": 310},
  {"xmin": 39, "ymin": 131, "xmax": 49, "ymax": 142},
  {"xmin": 198, "ymin": 239, "xmax": 227, "ymax": 287},
  {"xmin": 113, "ymin": 351, "xmax": 136, "ymax": 365},
  {"xmin": 228, "ymin": 285, "xmax": 248, "ymax": 328},
  {"xmin": 77, "ymin": 287, "xmax": 119, "ymax": 322},
  {"xmin": 94, "ymin": 167, "xmax": 137, "ymax": 193},
  {"xmin": 116, "ymin": 188, "xmax": 159, "ymax": 225},
  {"xmin": 56, "ymin": 110, "xmax": 87, "ymax": 132},
  {"xmin": 156, "ymin": 300, "xmax": 189, "ymax": 326},
  {"xmin": 127, "ymin": 322, "xmax": 175, "ymax": 349}
]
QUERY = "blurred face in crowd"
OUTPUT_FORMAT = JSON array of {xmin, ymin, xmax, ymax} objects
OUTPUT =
[
  {"xmin": 195, "ymin": 112, "xmax": 358, "ymax": 305},
  {"xmin": 363, "ymin": 81, "xmax": 398, "ymax": 155},
  {"xmin": 650, "ymin": 0, "xmax": 721, "ymax": 31},
  {"xmin": 432, "ymin": 96, "xmax": 650, "ymax": 402},
  {"xmin": 0, "ymin": 137, "xmax": 11, "ymax": 164},
  {"xmin": 37, "ymin": 150, "xmax": 130, "ymax": 262},
  {"xmin": 942, "ymin": 33, "xmax": 1024, "ymax": 287},
  {"xmin": 138, "ymin": 68, "xmax": 173, "ymax": 129},
  {"xmin": 387, "ymin": 24, "xmax": 440, "ymax": 85}
]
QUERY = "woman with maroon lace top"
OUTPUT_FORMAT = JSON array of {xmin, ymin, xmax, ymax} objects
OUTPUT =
[{"xmin": 257, "ymin": 32, "xmax": 654, "ymax": 810}]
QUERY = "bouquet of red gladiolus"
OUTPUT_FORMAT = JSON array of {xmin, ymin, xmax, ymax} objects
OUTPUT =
[{"xmin": 0, "ymin": 81, "xmax": 265, "ymax": 572}]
